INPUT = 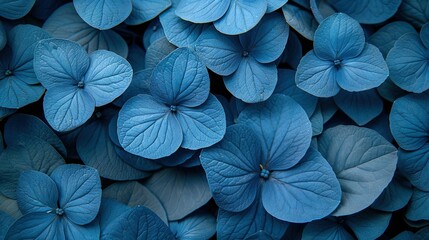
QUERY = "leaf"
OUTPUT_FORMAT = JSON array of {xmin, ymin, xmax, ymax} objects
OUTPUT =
[
  {"xmin": 336, "ymin": 44, "xmax": 389, "ymax": 92},
  {"xmin": 61, "ymin": 217, "xmax": 100, "ymax": 240},
  {"xmin": 0, "ymin": 75, "xmax": 45, "ymax": 109},
  {"xmin": 126, "ymin": 44, "xmax": 146, "ymax": 72},
  {"xmin": 125, "ymin": 0, "xmax": 171, "ymax": 25},
  {"xmin": 318, "ymin": 125, "xmax": 398, "ymax": 216},
  {"xmin": 200, "ymin": 124, "xmax": 261, "ymax": 212},
  {"xmin": 144, "ymin": 37, "xmax": 177, "ymax": 70},
  {"xmin": 372, "ymin": 174, "xmax": 413, "ymax": 212},
  {"xmin": 214, "ymin": 0, "xmax": 267, "ymax": 35},
  {"xmin": 224, "ymin": 57, "xmax": 277, "ymax": 103},
  {"xmin": 302, "ymin": 219, "xmax": 354, "ymax": 240},
  {"xmin": 376, "ymin": 79, "xmax": 407, "ymax": 103},
  {"xmin": 145, "ymin": 167, "xmax": 212, "ymax": 221},
  {"xmin": 0, "ymin": 21, "xmax": 5, "ymax": 51},
  {"xmin": 176, "ymin": 0, "xmax": 230, "ymax": 23},
  {"xmin": 169, "ymin": 211, "xmax": 217, "ymax": 239},
  {"xmin": 421, "ymin": 23, "xmax": 429, "ymax": 49},
  {"xmin": 245, "ymin": 231, "xmax": 274, "ymax": 240},
  {"xmin": 276, "ymin": 30, "xmax": 303, "ymax": 69},
  {"xmin": 117, "ymin": 94, "xmax": 182, "ymax": 159},
  {"xmin": 390, "ymin": 93, "xmax": 429, "ymax": 151},
  {"xmin": 99, "ymin": 199, "xmax": 130, "ymax": 231},
  {"xmin": 176, "ymin": 94, "xmax": 226, "ymax": 150},
  {"xmin": 345, "ymin": 209, "xmax": 392, "ymax": 240},
  {"xmin": 151, "ymin": 48, "xmax": 210, "ymax": 107},
  {"xmin": 103, "ymin": 181, "xmax": 168, "ymax": 224},
  {"xmin": 398, "ymin": 145, "xmax": 429, "ymax": 191},
  {"xmin": 217, "ymin": 196, "xmax": 289, "ymax": 240},
  {"xmin": 238, "ymin": 94, "xmax": 312, "ymax": 170},
  {"xmin": 310, "ymin": 104, "xmax": 323, "ymax": 136},
  {"xmin": 43, "ymin": 85, "xmax": 95, "ymax": 132},
  {"xmin": 0, "ymin": 194, "xmax": 21, "ymax": 219},
  {"xmin": 194, "ymin": 27, "xmax": 242, "ymax": 76},
  {"xmin": 296, "ymin": 50, "xmax": 340, "ymax": 97},
  {"xmin": 43, "ymin": 3, "xmax": 128, "ymax": 58},
  {"xmin": 267, "ymin": 0, "xmax": 288, "ymax": 13},
  {"xmin": 5, "ymin": 213, "xmax": 64, "ymax": 240},
  {"xmin": 386, "ymin": 33, "xmax": 429, "ymax": 93},
  {"xmin": 50, "ymin": 164, "xmax": 102, "ymax": 225},
  {"xmin": 397, "ymin": 0, "xmax": 429, "ymax": 28},
  {"xmin": 262, "ymin": 148, "xmax": 341, "ymax": 222},
  {"xmin": 0, "ymin": 211, "xmax": 14, "ymax": 240},
  {"xmin": 16, "ymin": 170, "xmax": 58, "ymax": 215},
  {"xmin": 101, "ymin": 206, "xmax": 175, "ymax": 240},
  {"xmin": 282, "ymin": 3, "xmax": 318, "ymax": 40},
  {"xmin": 73, "ymin": 0, "xmax": 132, "ymax": 30},
  {"xmin": 0, "ymin": 0, "xmax": 36, "ymax": 20},
  {"xmin": 113, "ymin": 69, "xmax": 151, "ymax": 107},
  {"xmin": 406, "ymin": 188, "xmax": 429, "ymax": 221},
  {"xmin": 239, "ymin": 12, "xmax": 289, "ymax": 64}
]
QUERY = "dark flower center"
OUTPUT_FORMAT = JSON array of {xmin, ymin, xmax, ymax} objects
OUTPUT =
[
  {"xmin": 55, "ymin": 208, "xmax": 64, "ymax": 216},
  {"xmin": 4, "ymin": 70, "xmax": 12, "ymax": 76},
  {"xmin": 333, "ymin": 59, "xmax": 342, "ymax": 66},
  {"xmin": 170, "ymin": 105, "xmax": 177, "ymax": 112},
  {"xmin": 242, "ymin": 51, "xmax": 249, "ymax": 57},
  {"xmin": 259, "ymin": 164, "xmax": 270, "ymax": 179},
  {"xmin": 77, "ymin": 81, "xmax": 85, "ymax": 88}
]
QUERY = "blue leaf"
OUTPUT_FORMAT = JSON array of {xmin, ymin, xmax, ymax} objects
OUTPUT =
[
  {"xmin": 282, "ymin": 3, "xmax": 318, "ymax": 40},
  {"xmin": 216, "ymin": 94, "xmax": 235, "ymax": 126},
  {"xmin": 387, "ymin": 33, "xmax": 429, "ymax": 93},
  {"xmin": 238, "ymin": 94, "xmax": 312, "ymax": 170},
  {"xmin": 326, "ymin": 0, "xmax": 402, "ymax": 24},
  {"xmin": 245, "ymin": 231, "xmax": 274, "ymax": 240},
  {"xmin": 73, "ymin": 0, "xmax": 132, "ymax": 30},
  {"xmin": 34, "ymin": 39, "xmax": 89, "ymax": 89},
  {"xmin": 143, "ymin": 18, "xmax": 165, "ymax": 49},
  {"xmin": 16, "ymin": 170, "xmax": 58, "ymax": 215},
  {"xmin": 267, "ymin": 0, "xmax": 288, "ymax": 13},
  {"xmin": 310, "ymin": 104, "xmax": 323, "ymax": 136},
  {"xmin": 0, "ymin": 0, "xmax": 36, "ymax": 20},
  {"xmin": 144, "ymin": 37, "xmax": 177, "ymax": 70},
  {"xmin": 398, "ymin": 144, "xmax": 429, "ymax": 191},
  {"xmin": 83, "ymin": 50, "xmax": 132, "ymax": 106},
  {"xmin": 0, "ymin": 194, "xmax": 21, "ymax": 219},
  {"xmin": 113, "ymin": 69, "xmax": 151, "ymax": 107},
  {"xmin": 214, "ymin": 0, "xmax": 267, "ymax": 35},
  {"xmin": 200, "ymin": 124, "xmax": 261, "ymax": 212},
  {"xmin": 103, "ymin": 181, "xmax": 168, "ymax": 224},
  {"xmin": 151, "ymin": 148, "xmax": 195, "ymax": 167},
  {"xmin": 125, "ymin": 0, "xmax": 171, "ymax": 25},
  {"xmin": 176, "ymin": 94, "xmax": 226, "ymax": 150},
  {"xmin": 296, "ymin": 50, "xmax": 340, "ymax": 97},
  {"xmin": 50, "ymin": 164, "xmax": 101, "ymax": 225},
  {"xmin": 43, "ymin": 3, "xmax": 128, "ymax": 58},
  {"xmin": 127, "ymin": 44, "xmax": 146, "ymax": 72},
  {"xmin": 43, "ymin": 85, "xmax": 95, "ymax": 132},
  {"xmin": 61, "ymin": 217, "xmax": 100, "ymax": 240},
  {"xmin": 320, "ymin": 98, "xmax": 338, "ymax": 124},
  {"xmin": 318, "ymin": 125, "xmax": 398, "ymax": 216},
  {"xmin": 0, "ymin": 74, "xmax": 45, "ymax": 109},
  {"xmin": 99, "ymin": 198, "xmax": 130, "ymax": 231},
  {"xmin": 262, "ymin": 148, "xmax": 341, "ymax": 222},
  {"xmin": 346, "ymin": 209, "xmax": 392, "ymax": 239},
  {"xmin": 169, "ymin": 211, "xmax": 217, "ymax": 239},
  {"xmin": 30, "ymin": 0, "xmax": 63, "ymax": 20},
  {"xmin": 334, "ymin": 89, "xmax": 383, "ymax": 126},
  {"xmin": 302, "ymin": 219, "xmax": 354, "ymax": 240},
  {"xmin": 101, "ymin": 206, "xmax": 175, "ymax": 239},
  {"xmin": 421, "ymin": 23, "xmax": 429, "ymax": 49},
  {"xmin": 176, "ymin": 0, "xmax": 230, "ymax": 23},
  {"xmin": 390, "ymin": 93, "xmax": 429, "ymax": 151},
  {"xmin": 160, "ymin": 8, "xmax": 209, "ymax": 48},
  {"xmin": 117, "ymin": 94, "xmax": 182, "ymax": 159},
  {"xmin": 145, "ymin": 167, "xmax": 211, "ymax": 221},
  {"xmin": 0, "ymin": 211, "xmax": 14, "ymax": 240},
  {"xmin": 217, "ymin": 196, "xmax": 289, "ymax": 239},
  {"xmin": 224, "ymin": 58, "xmax": 277, "ymax": 103},
  {"xmin": 0, "ymin": 107, "xmax": 15, "ymax": 120},
  {"xmin": 194, "ymin": 27, "xmax": 242, "ymax": 76},
  {"xmin": 276, "ymin": 30, "xmax": 303, "ymax": 69},
  {"xmin": 239, "ymin": 13, "xmax": 288, "ymax": 64},
  {"xmin": 406, "ymin": 188, "xmax": 429, "ymax": 221},
  {"xmin": 372, "ymin": 174, "xmax": 413, "ymax": 212},
  {"xmin": 377, "ymin": 79, "xmax": 408, "ymax": 103},
  {"xmin": 397, "ymin": 0, "xmax": 429, "ymax": 28},
  {"xmin": 309, "ymin": 0, "xmax": 336, "ymax": 23},
  {"xmin": 151, "ymin": 48, "xmax": 209, "ymax": 107},
  {"xmin": 5, "ymin": 212, "xmax": 64, "ymax": 240},
  {"xmin": 364, "ymin": 110, "xmax": 394, "ymax": 143}
]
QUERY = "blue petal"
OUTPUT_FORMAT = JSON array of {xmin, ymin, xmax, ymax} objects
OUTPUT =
[
  {"xmin": 125, "ymin": 0, "xmax": 171, "ymax": 25},
  {"xmin": 0, "ymin": 107, "xmax": 15, "ymax": 120},
  {"xmin": 169, "ymin": 211, "xmax": 216, "ymax": 239},
  {"xmin": 0, "ymin": 22, "xmax": 5, "ymax": 51},
  {"xmin": 73, "ymin": 0, "xmax": 132, "ymax": 30},
  {"xmin": 50, "ymin": 164, "xmax": 101, "ymax": 225},
  {"xmin": 262, "ymin": 148, "xmax": 341, "ymax": 222},
  {"xmin": 43, "ymin": 3, "xmax": 128, "ymax": 58},
  {"xmin": 0, "ymin": 75, "xmax": 45, "ymax": 109},
  {"xmin": 334, "ymin": 89, "xmax": 383, "ymax": 126},
  {"xmin": 346, "ymin": 209, "xmax": 392, "ymax": 239},
  {"xmin": 318, "ymin": 125, "xmax": 398, "ymax": 216},
  {"xmin": 390, "ymin": 93, "xmax": 429, "ymax": 151},
  {"xmin": 61, "ymin": 217, "xmax": 100, "ymax": 240},
  {"xmin": 276, "ymin": 30, "xmax": 303, "ymax": 69},
  {"xmin": 296, "ymin": 50, "xmax": 340, "ymax": 97},
  {"xmin": 43, "ymin": 86, "xmax": 95, "ymax": 132},
  {"xmin": 99, "ymin": 198, "xmax": 130, "ymax": 231},
  {"xmin": 398, "ymin": 144, "xmax": 429, "ymax": 191},
  {"xmin": 200, "ymin": 124, "xmax": 261, "ymax": 212},
  {"xmin": 320, "ymin": 98, "xmax": 338, "ymax": 124},
  {"xmin": 83, "ymin": 50, "xmax": 132, "ymax": 106},
  {"xmin": 176, "ymin": 94, "xmax": 226, "ymax": 150},
  {"xmin": 0, "ymin": 211, "xmax": 14, "ymax": 240},
  {"xmin": 151, "ymin": 148, "xmax": 195, "ymax": 167},
  {"xmin": 406, "ymin": 188, "xmax": 429, "ymax": 221},
  {"xmin": 30, "ymin": 0, "xmax": 63, "ymax": 20},
  {"xmin": 392, "ymin": 231, "xmax": 415, "ymax": 240},
  {"xmin": 327, "ymin": 0, "xmax": 402, "ymax": 24},
  {"xmin": 217, "ymin": 197, "xmax": 289, "ymax": 239},
  {"xmin": 216, "ymin": 94, "xmax": 235, "ymax": 126},
  {"xmin": 101, "ymin": 206, "xmax": 175, "ymax": 239},
  {"xmin": 144, "ymin": 37, "xmax": 177, "ymax": 70},
  {"xmin": 372, "ymin": 175, "xmax": 413, "ymax": 211},
  {"xmin": 0, "ymin": 195, "xmax": 21, "ymax": 219},
  {"xmin": 377, "ymin": 79, "xmax": 408, "ymax": 103},
  {"xmin": 114, "ymin": 69, "xmax": 151, "ymax": 107},
  {"xmin": 176, "ymin": 0, "xmax": 230, "ymax": 23},
  {"xmin": 103, "ymin": 181, "xmax": 168, "ymax": 224},
  {"xmin": 5, "ymin": 213, "xmax": 64, "ymax": 240},
  {"xmin": 224, "ymin": 58, "xmax": 277, "ymax": 103},
  {"xmin": 309, "ymin": 0, "xmax": 336, "ymax": 23},
  {"xmin": 239, "ymin": 12, "xmax": 289, "ymax": 63},
  {"xmin": 117, "ymin": 94, "xmax": 182, "ymax": 159},
  {"xmin": 238, "ymin": 94, "xmax": 312, "ymax": 170},
  {"xmin": 34, "ymin": 39, "xmax": 89, "ymax": 89},
  {"xmin": 194, "ymin": 27, "xmax": 242, "ymax": 76},
  {"xmin": 336, "ymin": 44, "xmax": 388, "ymax": 92},
  {"xmin": 126, "ymin": 44, "xmax": 146, "ymax": 72},
  {"xmin": 214, "ymin": 0, "xmax": 267, "ymax": 35},
  {"xmin": 143, "ymin": 18, "xmax": 165, "ymax": 49},
  {"xmin": 310, "ymin": 104, "xmax": 323, "ymax": 136},
  {"xmin": 245, "ymin": 231, "xmax": 274, "ymax": 240},
  {"xmin": 364, "ymin": 110, "xmax": 394, "ymax": 143},
  {"xmin": 0, "ymin": 0, "xmax": 36, "ymax": 20},
  {"xmin": 151, "ymin": 48, "xmax": 209, "ymax": 107},
  {"xmin": 16, "ymin": 170, "xmax": 58, "ymax": 214},
  {"xmin": 387, "ymin": 33, "xmax": 429, "ymax": 93},
  {"xmin": 275, "ymin": 69, "xmax": 318, "ymax": 116},
  {"xmin": 397, "ymin": 0, "xmax": 429, "ymax": 28},
  {"xmin": 144, "ymin": 167, "xmax": 211, "ymax": 221},
  {"xmin": 267, "ymin": 0, "xmax": 288, "ymax": 13},
  {"xmin": 368, "ymin": 21, "xmax": 417, "ymax": 57},
  {"xmin": 282, "ymin": 3, "xmax": 318, "ymax": 40},
  {"xmin": 421, "ymin": 23, "xmax": 429, "ymax": 49},
  {"xmin": 302, "ymin": 219, "xmax": 354, "ymax": 240}
]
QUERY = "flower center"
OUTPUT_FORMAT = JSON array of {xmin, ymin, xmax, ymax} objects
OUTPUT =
[
  {"xmin": 4, "ymin": 70, "xmax": 12, "ymax": 76},
  {"xmin": 55, "ymin": 208, "xmax": 64, "ymax": 216},
  {"xmin": 259, "ymin": 164, "xmax": 270, "ymax": 179},
  {"xmin": 170, "ymin": 105, "xmax": 177, "ymax": 112},
  {"xmin": 242, "ymin": 51, "xmax": 249, "ymax": 57},
  {"xmin": 333, "ymin": 59, "xmax": 342, "ymax": 66},
  {"xmin": 77, "ymin": 81, "xmax": 85, "ymax": 88}
]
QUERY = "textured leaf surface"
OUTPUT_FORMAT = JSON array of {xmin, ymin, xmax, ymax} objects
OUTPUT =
[
  {"xmin": 5, "ymin": 213, "xmax": 64, "ymax": 240},
  {"xmin": 406, "ymin": 189, "xmax": 429, "ymax": 221},
  {"xmin": 398, "ymin": 144, "xmax": 429, "ymax": 191},
  {"xmin": 282, "ymin": 4, "xmax": 318, "ymax": 40},
  {"xmin": 144, "ymin": 37, "xmax": 176, "ymax": 70},
  {"xmin": 346, "ymin": 209, "xmax": 392, "ymax": 240},
  {"xmin": 302, "ymin": 219, "xmax": 354, "ymax": 240},
  {"xmin": 169, "ymin": 212, "xmax": 216, "ymax": 239},
  {"xmin": 176, "ymin": 0, "xmax": 229, "ymax": 23},
  {"xmin": 125, "ymin": 0, "xmax": 171, "ymax": 25},
  {"xmin": 0, "ymin": 0, "xmax": 36, "ymax": 19},
  {"xmin": 372, "ymin": 175, "xmax": 413, "ymax": 212}
]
